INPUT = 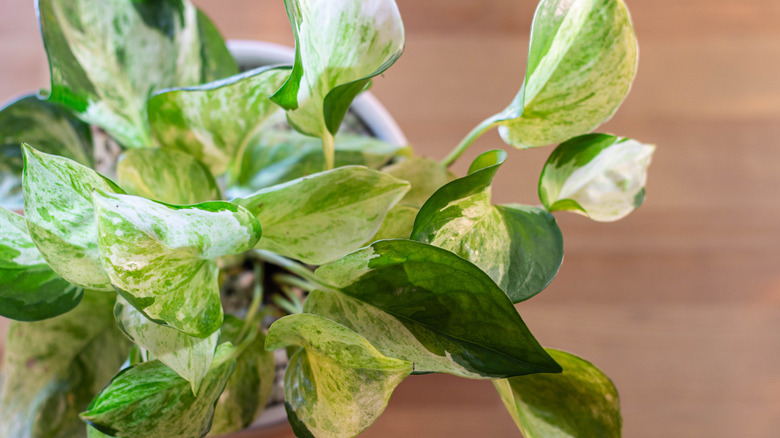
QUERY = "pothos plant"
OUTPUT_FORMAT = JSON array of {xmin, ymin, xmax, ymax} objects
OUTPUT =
[{"xmin": 0, "ymin": 0, "xmax": 654, "ymax": 437}]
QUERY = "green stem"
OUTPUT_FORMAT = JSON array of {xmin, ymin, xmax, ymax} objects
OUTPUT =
[
  {"xmin": 251, "ymin": 249, "xmax": 325, "ymax": 286},
  {"xmin": 441, "ymin": 116, "xmax": 501, "ymax": 168},
  {"xmin": 274, "ymin": 273, "xmax": 319, "ymax": 293},
  {"xmin": 237, "ymin": 263, "xmax": 264, "ymax": 344},
  {"xmin": 322, "ymin": 131, "xmax": 335, "ymax": 170}
]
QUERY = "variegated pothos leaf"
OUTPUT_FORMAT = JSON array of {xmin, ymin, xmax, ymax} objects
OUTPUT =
[
  {"xmin": 81, "ymin": 343, "xmax": 236, "ymax": 438},
  {"xmin": 412, "ymin": 150, "xmax": 564, "ymax": 303},
  {"xmin": 235, "ymin": 166, "xmax": 409, "ymax": 265},
  {"xmin": 148, "ymin": 66, "xmax": 290, "ymax": 176},
  {"xmin": 494, "ymin": 0, "xmax": 638, "ymax": 148},
  {"xmin": 266, "ymin": 313, "xmax": 412, "ymax": 438},
  {"xmin": 494, "ymin": 349, "xmax": 621, "ymax": 438},
  {"xmin": 0, "ymin": 291, "xmax": 129, "ymax": 438},
  {"xmin": 271, "ymin": 0, "xmax": 405, "ymax": 138},
  {"xmin": 21, "ymin": 145, "xmax": 124, "ymax": 291},
  {"xmin": 92, "ymin": 191, "xmax": 262, "ymax": 337},
  {"xmin": 0, "ymin": 207, "xmax": 83, "ymax": 321},
  {"xmin": 539, "ymin": 134, "xmax": 655, "ymax": 222},
  {"xmin": 37, "ymin": 0, "xmax": 237, "ymax": 148},
  {"xmin": 116, "ymin": 148, "xmax": 221, "ymax": 205},
  {"xmin": 305, "ymin": 240, "xmax": 561, "ymax": 378},
  {"xmin": 114, "ymin": 296, "xmax": 219, "ymax": 395}
]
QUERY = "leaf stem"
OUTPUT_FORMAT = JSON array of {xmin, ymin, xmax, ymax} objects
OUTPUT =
[
  {"xmin": 322, "ymin": 131, "xmax": 335, "ymax": 170},
  {"xmin": 274, "ymin": 273, "xmax": 319, "ymax": 293},
  {"xmin": 237, "ymin": 263, "xmax": 264, "ymax": 344},
  {"xmin": 250, "ymin": 249, "xmax": 332, "ymax": 290},
  {"xmin": 441, "ymin": 116, "xmax": 501, "ymax": 168}
]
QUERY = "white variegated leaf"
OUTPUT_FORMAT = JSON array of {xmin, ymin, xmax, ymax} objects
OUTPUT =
[
  {"xmin": 21, "ymin": 145, "xmax": 124, "ymax": 291},
  {"xmin": 494, "ymin": 0, "xmax": 638, "ymax": 148},
  {"xmin": 234, "ymin": 166, "xmax": 409, "ymax": 265},
  {"xmin": 92, "ymin": 191, "xmax": 262, "ymax": 337},
  {"xmin": 114, "ymin": 297, "xmax": 219, "ymax": 394},
  {"xmin": 271, "ymin": 0, "xmax": 405, "ymax": 140},
  {"xmin": 539, "ymin": 134, "xmax": 654, "ymax": 222},
  {"xmin": 266, "ymin": 313, "xmax": 412, "ymax": 438}
]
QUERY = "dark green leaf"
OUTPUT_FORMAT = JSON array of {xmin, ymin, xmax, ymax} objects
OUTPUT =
[
  {"xmin": 266, "ymin": 313, "xmax": 412, "ymax": 438},
  {"xmin": 494, "ymin": 349, "xmax": 621, "ymax": 438},
  {"xmin": 412, "ymin": 150, "xmax": 563, "ymax": 302},
  {"xmin": 81, "ymin": 343, "xmax": 236, "ymax": 438},
  {"xmin": 306, "ymin": 240, "xmax": 561, "ymax": 378},
  {"xmin": 207, "ymin": 316, "xmax": 276, "ymax": 436},
  {"xmin": 0, "ymin": 94, "xmax": 93, "ymax": 210},
  {"xmin": 117, "ymin": 148, "xmax": 221, "ymax": 205},
  {"xmin": 539, "ymin": 134, "xmax": 655, "ymax": 222},
  {"xmin": 21, "ymin": 145, "xmax": 124, "ymax": 290},
  {"xmin": 37, "ymin": 0, "xmax": 237, "ymax": 148},
  {"xmin": 0, "ymin": 291, "xmax": 130, "ymax": 438}
]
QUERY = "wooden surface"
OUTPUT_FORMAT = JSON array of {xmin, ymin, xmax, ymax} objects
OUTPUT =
[{"xmin": 2, "ymin": 1, "xmax": 780, "ymax": 437}]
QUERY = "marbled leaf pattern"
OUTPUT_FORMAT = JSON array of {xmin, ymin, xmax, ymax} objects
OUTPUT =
[
  {"xmin": 37, "ymin": 0, "xmax": 237, "ymax": 148},
  {"xmin": 235, "ymin": 166, "xmax": 409, "ymax": 265},
  {"xmin": 494, "ymin": 349, "xmax": 621, "ymax": 438},
  {"xmin": 266, "ymin": 313, "xmax": 412, "ymax": 438},
  {"xmin": 539, "ymin": 134, "xmax": 655, "ymax": 221},
  {"xmin": 92, "ymin": 191, "xmax": 262, "ymax": 337},
  {"xmin": 412, "ymin": 150, "xmax": 564, "ymax": 303},
  {"xmin": 495, "ymin": 0, "xmax": 638, "ymax": 148}
]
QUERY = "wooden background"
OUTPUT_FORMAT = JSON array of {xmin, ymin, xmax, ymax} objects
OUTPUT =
[{"xmin": 2, "ymin": 0, "xmax": 779, "ymax": 437}]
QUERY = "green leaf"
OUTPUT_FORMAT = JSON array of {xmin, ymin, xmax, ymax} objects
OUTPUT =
[
  {"xmin": 92, "ymin": 191, "xmax": 262, "ymax": 337},
  {"xmin": 306, "ymin": 240, "xmax": 561, "ymax": 378},
  {"xmin": 21, "ymin": 145, "xmax": 124, "ymax": 291},
  {"xmin": 271, "ymin": 0, "xmax": 405, "ymax": 138},
  {"xmin": 232, "ymin": 130, "xmax": 407, "ymax": 195},
  {"xmin": 0, "ymin": 291, "xmax": 130, "ymax": 438},
  {"xmin": 0, "ymin": 207, "xmax": 83, "ymax": 321},
  {"xmin": 208, "ymin": 316, "xmax": 276, "ymax": 436},
  {"xmin": 117, "ymin": 148, "xmax": 221, "ymax": 205},
  {"xmin": 373, "ymin": 157, "xmax": 455, "ymax": 240},
  {"xmin": 494, "ymin": 349, "xmax": 621, "ymax": 438},
  {"xmin": 266, "ymin": 313, "xmax": 412, "ymax": 438},
  {"xmin": 81, "ymin": 343, "xmax": 236, "ymax": 438},
  {"xmin": 114, "ymin": 296, "xmax": 219, "ymax": 394},
  {"xmin": 235, "ymin": 166, "xmax": 409, "ymax": 265},
  {"xmin": 0, "ymin": 94, "xmax": 93, "ymax": 210},
  {"xmin": 148, "ymin": 66, "xmax": 290, "ymax": 176},
  {"xmin": 539, "ymin": 134, "xmax": 655, "ymax": 222},
  {"xmin": 412, "ymin": 150, "xmax": 563, "ymax": 303},
  {"xmin": 494, "ymin": 0, "xmax": 638, "ymax": 148},
  {"xmin": 37, "ymin": 0, "xmax": 238, "ymax": 148}
]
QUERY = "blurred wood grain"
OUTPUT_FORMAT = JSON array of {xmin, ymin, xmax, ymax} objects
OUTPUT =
[{"xmin": 2, "ymin": 0, "xmax": 779, "ymax": 437}]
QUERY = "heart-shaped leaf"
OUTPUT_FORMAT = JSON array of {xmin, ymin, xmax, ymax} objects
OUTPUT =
[
  {"xmin": 412, "ymin": 150, "xmax": 563, "ymax": 303},
  {"xmin": 494, "ymin": 349, "xmax": 621, "ymax": 438},
  {"xmin": 539, "ymin": 134, "xmax": 655, "ymax": 222},
  {"xmin": 0, "ymin": 94, "xmax": 93, "ymax": 210},
  {"xmin": 231, "ymin": 130, "xmax": 407, "ymax": 196},
  {"xmin": 92, "ymin": 191, "xmax": 262, "ymax": 337},
  {"xmin": 266, "ymin": 313, "xmax": 412, "ymax": 438},
  {"xmin": 114, "ymin": 296, "xmax": 219, "ymax": 394},
  {"xmin": 37, "ymin": 0, "xmax": 237, "ymax": 148},
  {"xmin": 148, "ymin": 66, "xmax": 290, "ymax": 176},
  {"xmin": 117, "ymin": 148, "xmax": 221, "ymax": 205},
  {"xmin": 235, "ymin": 166, "xmax": 409, "ymax": 265},
  {"xmin": 271, "ymin": 0, "xmax": 405, "ymax": 143},
  {"xmin": 306, "ymin": 240, "xmax": 561, "ymax": 378},
  {"xmin": 22, "ymin": 145, "xmax": 124, "ymax": 291},
  {"xmin": 207, "ymin": 316, "xmax": 276, "ymax": 436},
  {"xmin": 0, "ymin": 291, "xmax": 129, "ymax": 438},
  {"xmin": 372, "ymin": 157, "xmax": 455, "ymax": 240},
  {"xmin": 494, "ymin": 0, "xmax": 637, "ymax": 148},
  {"xmin": 0, "ymin": 207, "xmax": 83, "ymax": 321},
  {"xmin": 81, "ymin": 343, "xmax": 236, "ymax": 438}
]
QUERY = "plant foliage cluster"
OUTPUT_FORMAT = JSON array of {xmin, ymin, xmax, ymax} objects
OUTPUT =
[{"xmin": 0, "ymin": 0, "xmax": 654, "ymax": 437}]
